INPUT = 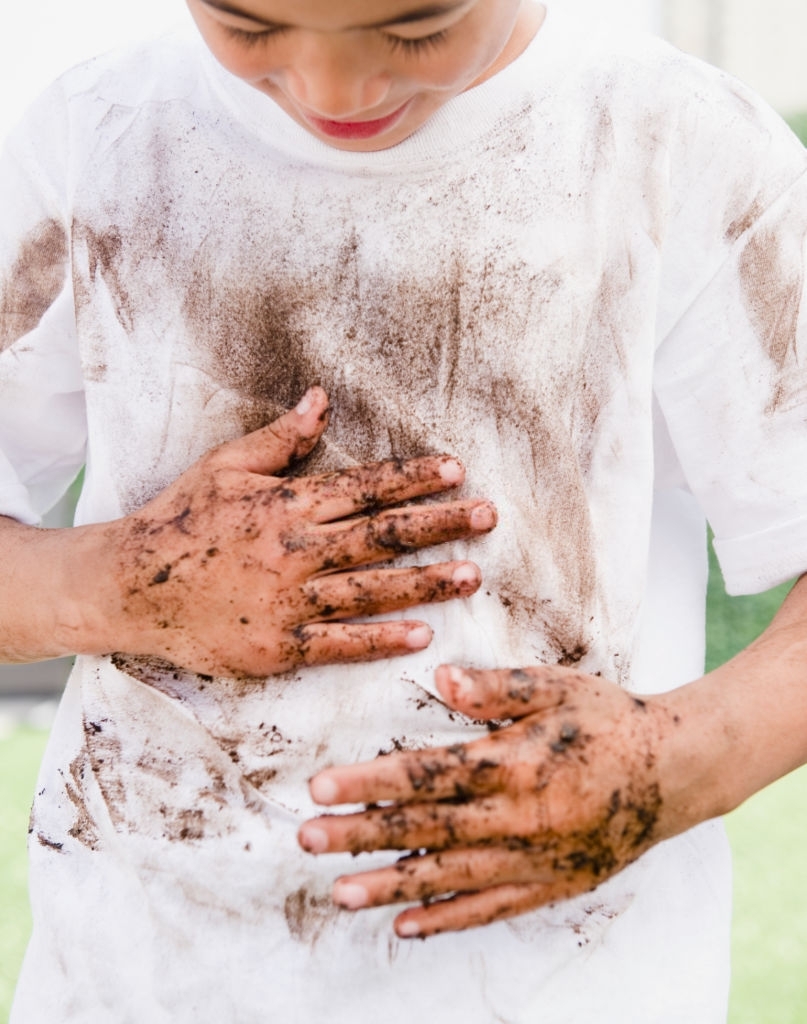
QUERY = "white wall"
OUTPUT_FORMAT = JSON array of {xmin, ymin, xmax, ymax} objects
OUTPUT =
[
  {"xmin": 558, "ymin": 0, "xmax": 662, "ymax": 32},
  {"xmin": 665, "ymin": 0, "xmax": 807, "ymax": 114},
  {"xmin": 0, "ymin": 0, "xmax": 190, "ymax": 141}
]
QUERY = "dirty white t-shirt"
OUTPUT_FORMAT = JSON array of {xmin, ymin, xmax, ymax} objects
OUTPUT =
[{"xmin": 2, "ymin": 10, "xmax": 807, "ymax": 1023}]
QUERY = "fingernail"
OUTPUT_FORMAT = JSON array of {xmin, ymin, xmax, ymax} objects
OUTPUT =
[
  {"xmin": 438, "ymin": 458, "xmax": 464, "ymax": 485},
  {"xmin": 299, "ymin": 825, "xmax": 329, "ymax": 854},
  {"xmin": 406, "ymin": 624, "xmax": 432, "ymax": 650},
  {"xmin": 310, "ymin": 774, "xmax": 339, "ymax": 804},
  {"xmin": 452, "ymin": 562, "xmax": 480, "ymax": 589},
  {"xmin": 470, "ymin": 503, "xmax": 496, "ymax": 531},
  {"xmin": 295, "ymin": 388, "xmax": 315, "ymax": 415},
  {"xmin": 333, "ymin": 881, "xmax": 369, "ymax": 910},
  {"xmin": 446, "ymin": 665, "xmax": 474, "ymax": 697},
  {"xmin": 396, "ymin": 919, "xmax": 421, "ymax": 938}
]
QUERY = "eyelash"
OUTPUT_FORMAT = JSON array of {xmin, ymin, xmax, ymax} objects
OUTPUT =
[
  {"xmin": 221, "ymin": 24, "xmax": 449, "ymax": 55},
  {"xmin": 222, "ymin": 24, "xmax": 288, "ymax": 48},
  {"xmin": 383, "ymin": 30, "xmax": 449, "ymax": 56}
]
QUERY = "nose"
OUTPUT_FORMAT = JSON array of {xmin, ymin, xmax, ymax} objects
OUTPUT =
[{"xmin": 282, "ymin": 33, "xmax": 392, "ymax": 119}]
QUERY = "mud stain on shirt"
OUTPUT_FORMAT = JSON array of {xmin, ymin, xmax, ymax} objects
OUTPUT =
[
  {"xmin": 725, "ymin": 197, "xmax": 767, "ymax": 245},
  {"xmin": 177, "ymin": 219, "xmax": 611, "ymax": 670},
  {"xmin": 64, "ymin": 752, "xmax": 103, "ymax": 851},
  {"xmin": 108, "ymin": 652, "xmax": 312, "ymax": 804},
  {"xmin": 0, "ymin": 218, "xmax": 68, "ymax": 352},
  {"xmin": 738, "ymin": 221, "xmax": 805, "ymax": 413},
  {"xmin": 71, "ymin": 222, "xmax": 142, "ymax": 382},
  {"xmin": 284, "ymin": 886, "xmax": 340, "ymax": 946},
  {"xmin": 81, "ymin": 662, "xmax": 272, "ymax": 842}
]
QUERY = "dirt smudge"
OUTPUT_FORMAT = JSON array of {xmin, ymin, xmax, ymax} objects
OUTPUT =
[
  {"xmin": 553, "ymin": 780, "xmax": 662, "ymax": 880},
  {"xmin": 0, "ymin": 219, "xmax": 68, "ymax": 352},
  {"xmin": 284, "ymin": 886, "xmax": 339, "ymax": 946},
  {"xmin": 725, "ymin": 197, "xmax": 767, "ymax": 245},
  {"xmin": 175, "ymin": 215, "xmax": 615, "ymax": 670},
  {"xmin": 738, "ymin": 222, "xmax": 805, "ymax": 413},
  {"xmin": 84, "ymin": 226, "xmax": 134, "ymax": 332},
  {"xmin": 63, "ymin": 753, "xmax": 102, "ymax": 851}
]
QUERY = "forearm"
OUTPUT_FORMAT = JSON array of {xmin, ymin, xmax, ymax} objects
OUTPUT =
[
  {"xmin": 658, "ymin": 574, "xmax": 807, "ymax": 826},
  {"xmin": 0, "ymin": 515, "xmax": 113, "ymax": 662}
]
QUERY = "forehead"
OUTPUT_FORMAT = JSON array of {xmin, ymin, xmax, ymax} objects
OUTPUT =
[{"xmin": 203, "ymin": 0, "xmax": 470, "ymax": 29}]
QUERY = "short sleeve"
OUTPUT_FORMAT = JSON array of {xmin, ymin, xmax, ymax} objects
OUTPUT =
[
  {"xmin": 0, "ymin": 84, "xmax": 87, "ymax": 524},
  {"xmin": 654, "ymin": 106, "xmax": 807, "ymax": 595}
]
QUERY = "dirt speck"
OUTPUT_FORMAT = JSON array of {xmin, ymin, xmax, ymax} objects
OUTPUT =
[
  {"xmin": 159, "ymin": 805, "xmax": 205, "ymax": 842},
  {"xmin": 36, "ymin": 833, "xmax": 65, "ymax": 853}
]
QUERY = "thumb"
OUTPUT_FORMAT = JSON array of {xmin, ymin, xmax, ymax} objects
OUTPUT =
[
  {"xmin": 215, "ymin": 386, "xmax": 330, "ymax": 475},
  {"xmin": 435, "ymin": 664, "xmax": 581, "ymax": 720}
]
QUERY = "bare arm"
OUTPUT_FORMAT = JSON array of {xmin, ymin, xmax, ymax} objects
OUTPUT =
[
  {"xmin": 0, "ymin": 387, "xmax": 497, "ymax": 677},
  {"xmin": 299, "ymin": 573, "xmax": 807, "ymax": 937}
]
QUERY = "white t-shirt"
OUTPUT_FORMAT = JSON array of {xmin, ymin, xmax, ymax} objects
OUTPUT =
[{"xmin": 2, "ymin": 9, "xmax": 806, "ymax": 1022}]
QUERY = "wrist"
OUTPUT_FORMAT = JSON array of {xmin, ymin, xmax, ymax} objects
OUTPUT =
[
  {"xmin": 649, "ymin": 613, "xmax": 807, "ymax": 834},
  {"xmin": 647, "ymin": 679, "xmax": 739, "ymax": 838},
  {"xmin": 50, "ymin": 519, "xmax": 132, "ymax": 658},
  {"xmin": 4, "ymin": 519, "xmax": 127, "ymax": 661},
  {"xmin": 0, "ymin": 517, "xmax": 102, "ymax": 661}
]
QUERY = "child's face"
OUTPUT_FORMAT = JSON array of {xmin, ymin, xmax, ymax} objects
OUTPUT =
[{"xmin": 187, "ymin": 0, "xmax": 542, "ymax": 151}]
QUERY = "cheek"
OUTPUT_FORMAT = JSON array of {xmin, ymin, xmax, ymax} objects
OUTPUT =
[
  {"xmin": 416, "ymin": 34, "xmax": 510, "ymax": 92},
  {"xmin": 209, "ymin": 43, "xmax": 276, "ymax": 83},
  {"xmin": 190, "ymin": 20, "xmax": 276, "ymax": 84},
  {"xmin": 407, "ymin": 51, "xmax": 486, "ymax": 92}
]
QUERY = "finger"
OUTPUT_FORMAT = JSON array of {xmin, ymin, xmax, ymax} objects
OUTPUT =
[
  {"xmin": 394, "ymin": 882, "xmax": 561, "ymax": 938},
  {"xmin": 299, "ymin": 792, "xmax": 535, "ymax": 855},
  {"xmin": 306, "ymin": 500, "xmax": 497, "ymax": 573},
  {"xmin": 287, "ymin": 619, "xmax": 434, "ymax": 669},
  {"xmin": 288, "ymin": 456, "xmax": 468, "ymax": 524},
  {"xmin": 300, "ymin": 562, "xmax": 482, "ymax": 621},
  {"xmin": 333, "ymin": 846, "xmax": 559, "ymax": 910},
  {"xmin": 307, "ymin": 733, "xmax": 507, "ymax": 807},
  {"xmin": 210, "ymin": 387, "xmax": 330, "ymax": 475},
  {"xmin": 435, "ymin": 664, "xmax": 582, "ymax": 721}
]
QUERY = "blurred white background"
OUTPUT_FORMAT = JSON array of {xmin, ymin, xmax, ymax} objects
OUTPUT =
[
  {"xmin": 0, "ymin": 0, "xmax": 191, "ymax": 141},
  {"xmin": 1, "ymin": 0, "xmax": 805, "ymax": 143}
]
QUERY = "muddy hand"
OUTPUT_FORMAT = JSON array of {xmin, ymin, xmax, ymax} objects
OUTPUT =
[
  {"xmin": 93, "ymin": 388, "xmax": 496, "ymax": 677},
  {"xmin": 299, "ymin": 665, "xmax": 687, "ymax": 938}
]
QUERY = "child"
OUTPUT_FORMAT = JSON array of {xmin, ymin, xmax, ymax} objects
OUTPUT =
[{"xmin": 1, "ymin": 0, "xmax": 806, "ymax": 1020}]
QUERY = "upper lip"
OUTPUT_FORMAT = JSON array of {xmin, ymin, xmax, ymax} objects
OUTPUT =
[{"xmin": 306, "ymin": 103, "xmax": 407, "ymax": 126}]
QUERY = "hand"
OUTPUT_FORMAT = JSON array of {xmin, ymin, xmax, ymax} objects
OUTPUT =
[
  {"xmin": 298, "ymin": 664, "xmax": 692, "ymax": 938},
  {"xmin": 81, "ymin": 388, "xmax": 496, "ymax": 677}
]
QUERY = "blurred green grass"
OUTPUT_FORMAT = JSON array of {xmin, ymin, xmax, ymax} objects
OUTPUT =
[
  {"xmin": 786, "ymin": 110, "xmax": 807, "ymax": 144},
  {"xmin": 0, "ymin": 726, "xmax": 47, "ymax": 1018}
]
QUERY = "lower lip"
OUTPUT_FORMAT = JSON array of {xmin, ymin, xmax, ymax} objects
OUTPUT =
[{"xmin": 306, "ymin": 102, "xmax": 410, "ymax": 141}]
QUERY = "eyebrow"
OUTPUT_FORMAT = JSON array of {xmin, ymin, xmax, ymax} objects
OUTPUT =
[{"xmin": 199, "ymin": 0, "xmax": 468, "ymax": 29}]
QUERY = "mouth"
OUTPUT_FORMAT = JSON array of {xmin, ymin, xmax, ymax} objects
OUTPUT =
[{"xmin": 304, "ymin": 101, "xmax": 411, "ymax": 141}]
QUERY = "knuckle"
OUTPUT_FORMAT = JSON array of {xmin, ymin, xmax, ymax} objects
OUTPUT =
[
  {"xmin": 200, "ymin": 443, "xmax": 228, "ymax": 469},
  {"xmin": 264, "ymin": 421, "xmax": 296, "ymax": 447},
  {"xmin": 365, "ymin": 513, "xmax": 417, "ymax": 554}
]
